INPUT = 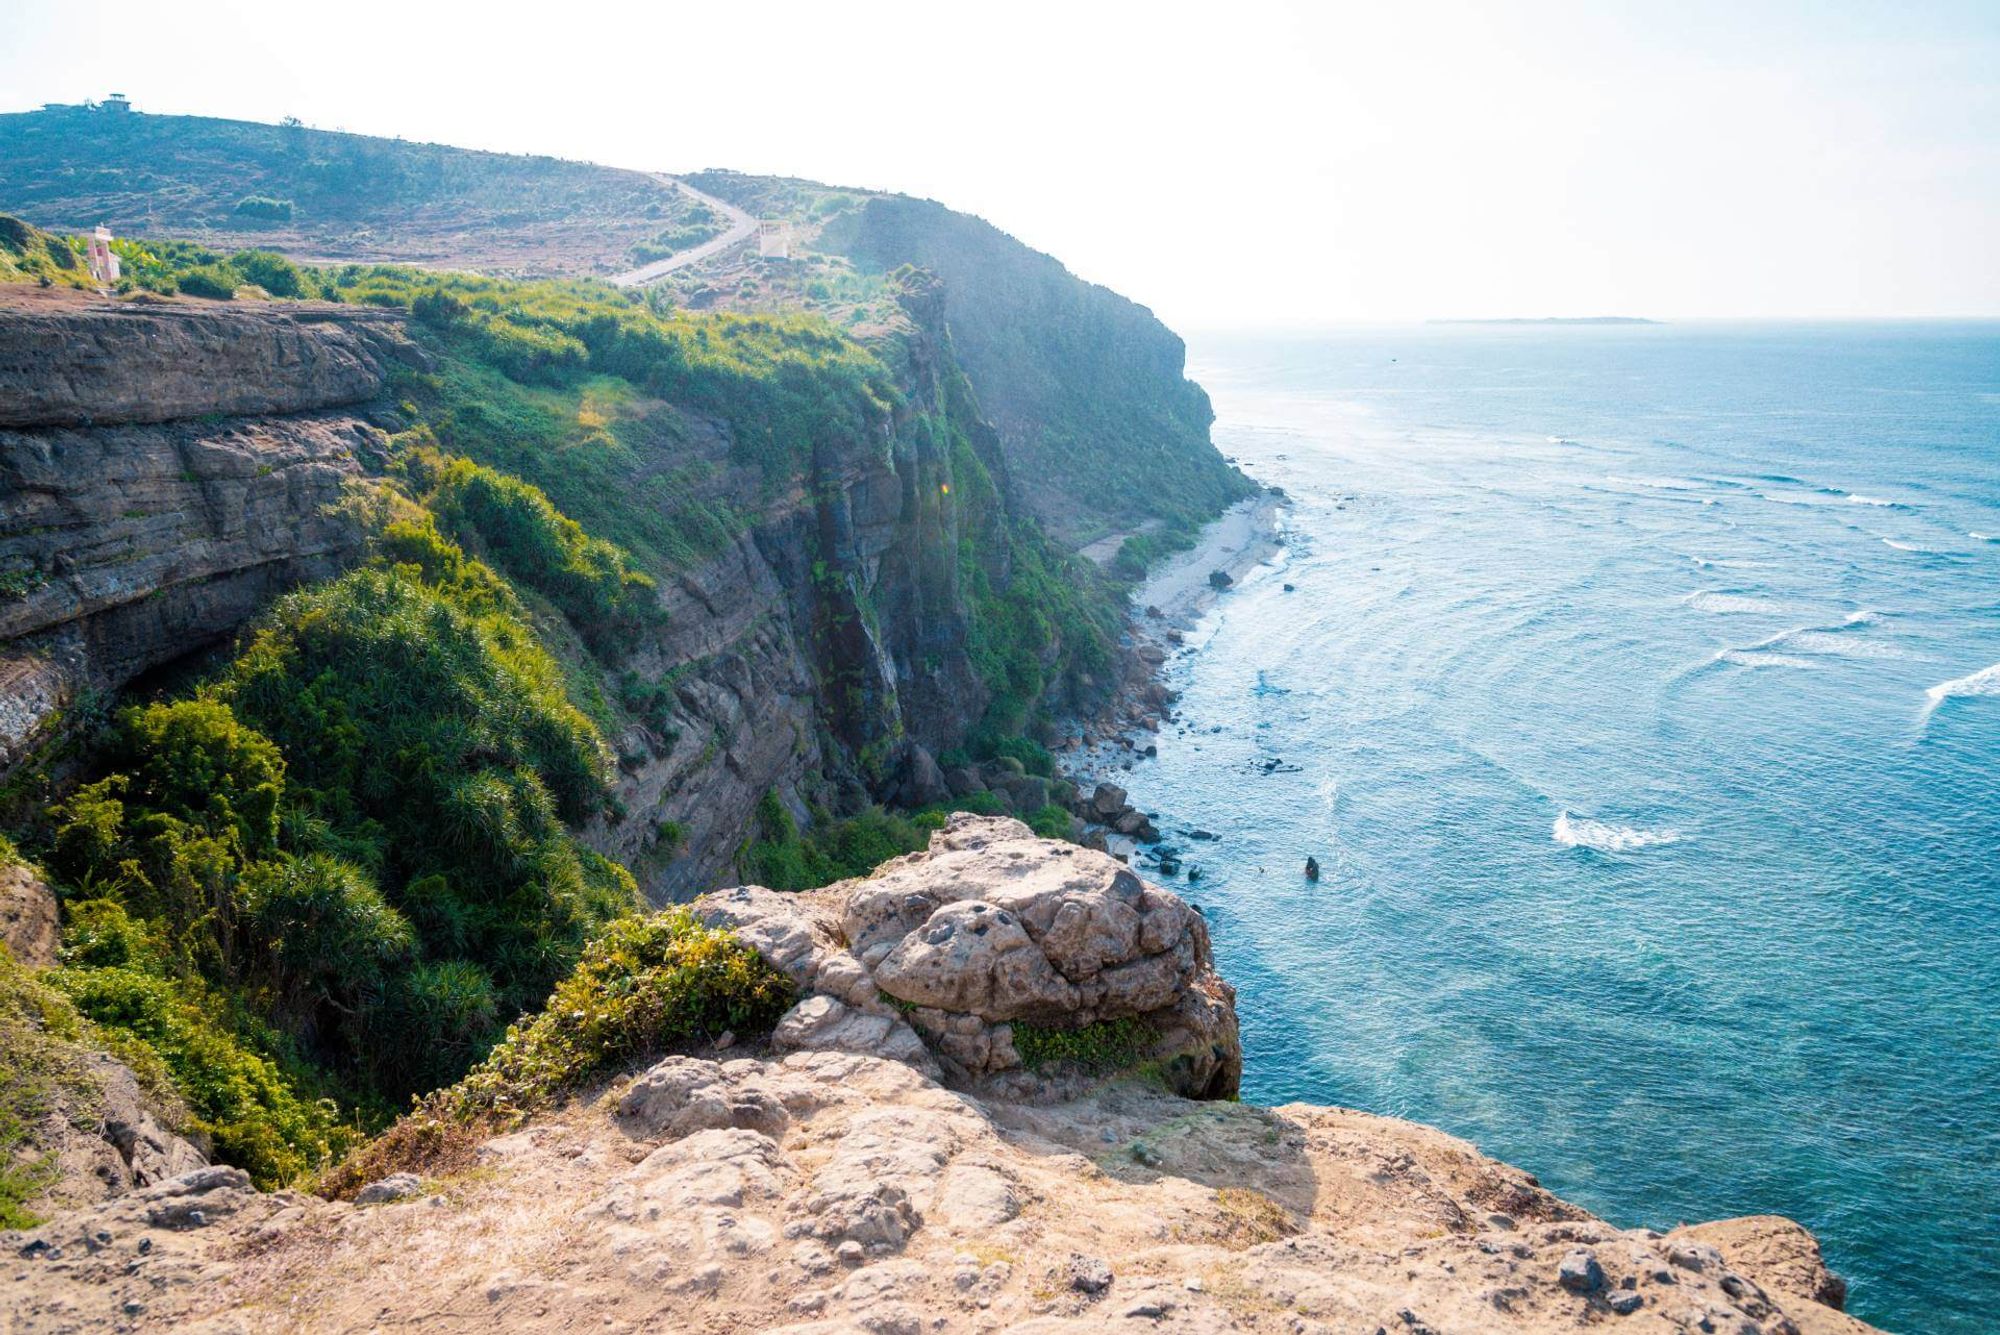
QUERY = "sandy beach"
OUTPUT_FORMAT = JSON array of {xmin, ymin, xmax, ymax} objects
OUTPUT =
[{"xmin": 1129, "ymin": 489, "xmax": 1287, "ymax": 626}]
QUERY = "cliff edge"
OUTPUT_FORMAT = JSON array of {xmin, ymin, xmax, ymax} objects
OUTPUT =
[{"xmin": 1, "ymin": 819, "xmax": 1873, "ymax": 1335}]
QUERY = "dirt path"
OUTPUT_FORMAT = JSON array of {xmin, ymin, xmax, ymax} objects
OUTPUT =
[{"xmin": 609, "ymin": 174, "xmax": 760, "ymax": 286}]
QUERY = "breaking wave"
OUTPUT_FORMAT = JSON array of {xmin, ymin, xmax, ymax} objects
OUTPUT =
[
  {"xmin": 1923, "ymin": 662, "xmax": 2000, "ymax": 715},
  {"xmin": 1553, "ymin": 812, "xmax": 1682, "ymax": 852}
]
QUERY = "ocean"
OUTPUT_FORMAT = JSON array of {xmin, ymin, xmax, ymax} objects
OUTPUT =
[{"xmin": 1134, "ymin": 322, "xmax": 2000, "ymax": 1334}]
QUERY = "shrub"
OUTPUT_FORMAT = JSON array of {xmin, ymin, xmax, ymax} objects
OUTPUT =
[
  {"xmin": 233, "ymin": 196, "xmax": 294, "ymax": 222},
  {"xmin": 421, "ymin": 455, "xmax": 658, "ymax": 657},
  {"xmin": 51, "ymin": 964, "xmax": 353, "ymax": 1186},
  {"xmin": 240, "ymin": 854, "xmax": 415, "ymax": 1033},
  {"xmin": 228, "ymin": 250, "xmax": 307, "ymax": 298},
  {"xmin": 442, "ymin": 911, "xmax": 793, "ymax": 1122},
  {"xmin": 175, "ymin": 264, "xmax": 240, "ymax": 299},
  {"xmin": 1011, "ymin": 1016, "xmax": 1153, "ymax": 1074}
]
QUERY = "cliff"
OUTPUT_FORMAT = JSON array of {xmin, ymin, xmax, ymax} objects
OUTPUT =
[
  {"xmin": 0, "ymin": 294, "xmax": 416, "ymax": 771},
  {"xmin": 0, "ymin": 820, "xmax": 1874, "ymax": 1335},
  {"xmin": 684, "ymin": 172, "xmax": 1259, "ymax": 550}
]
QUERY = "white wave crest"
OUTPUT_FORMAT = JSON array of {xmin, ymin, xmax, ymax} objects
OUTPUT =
[
  {"xmin": 1717, "ymin": 649, "xmax": 1816, "ymax": 670},
  {"xmin": 1924, "ymin": 662, "xmax": 2000, "ymax": 713},
  {"xmin": 1553, "ymin": 812, "xmax": 1682, "ymax": 852},
  {"xmin": 1881, "ymin": 538, "xmax": 1923, "ymax": 552},
  {"xmin": 1846, "ymin": 494, "xmax": 1899, "ymax": 507},
  {"xmin": 1682, "ymin": 590, "xmax": 1779, "ymax": 614},
  {"xmin": 1972, "ymin": 532, "xmax": 1998, "ymax": 543}
]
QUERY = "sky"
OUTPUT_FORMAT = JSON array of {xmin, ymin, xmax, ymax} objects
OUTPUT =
[{"xmin": 3, "ymin": 0, "xmax": 1995, "ymax": 327}]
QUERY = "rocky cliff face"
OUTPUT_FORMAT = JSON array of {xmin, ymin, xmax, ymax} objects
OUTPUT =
[
  {"xmin": 0, "ymin": 297, "xmax": 414, "ymax": 772},
  {"xmin": 0, "ymin": 821, "xmax": 1874, "ymax": 1335},
  {"xmin": 580, "ymin": 283, "xmax": 1005, "ymax": 897}
]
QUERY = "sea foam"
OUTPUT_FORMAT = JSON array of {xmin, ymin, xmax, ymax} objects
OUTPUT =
[
  {"xmin": 1924, "ymin": 662, "xmax": 2000, "ymax": 713},
  {"xmin": 1552, "ymin": 812, "xmax": 1682, "ymax": 852}
]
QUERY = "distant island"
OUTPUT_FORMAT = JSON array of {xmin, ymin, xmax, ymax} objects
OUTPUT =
[{"xmin": 1428, "ymin": 316, "xmax": 1663, "ymax": 325}]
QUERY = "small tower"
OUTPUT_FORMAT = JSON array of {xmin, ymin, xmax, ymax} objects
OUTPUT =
[
  {"xmin": 757, "ymin": 220, "xmax": 791, "ymax": 260},
  {"xmin": 85, "ymin": 226, "xmax": 120, "ymax": 285},
  {"xmin": 100, "ymin": 93, "xmax": 132, "ymax": 114}
]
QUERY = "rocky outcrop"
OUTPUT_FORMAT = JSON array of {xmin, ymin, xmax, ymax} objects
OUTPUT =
[
  {"xmin": 691, "ymin": 814, "xmax": 1240, "ymax": 1098},
  {"xmin": 0, "ymin": 1048, "xmax": 1875, "ymax": 1333},
  {"xmin": 581, "ymin": 280, "xmax": 996, "ymax": 897},
  {"xmin": 0, "ymin": 298, "xmax": 404, "ymax": 772},
  {"xmin": 0, "ymin": 858, "xmax": 58, "ymax": 967},
  {"xmin": 0, "ymin": 299, "xmax": 423, "ymax": 427}
]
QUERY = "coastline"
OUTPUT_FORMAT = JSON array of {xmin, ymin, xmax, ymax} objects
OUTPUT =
[{"xmin": 1052, "ymin": 487, "xmax": 1285, "ymax": 855}]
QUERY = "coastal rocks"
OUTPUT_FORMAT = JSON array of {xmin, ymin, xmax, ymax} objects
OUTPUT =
[
  {"xmin": 1557, "ymin": 1248, "xmax": 1604, "ymax": 1293},
  {"xmin": 691, "ymin": 815, "xmax": 1239, "ymax": 1099},
  {"xmin": 1090, "ymin": 782, "xmax": 1127, "ymax": 819},
  {"xmin": 1671, "ymin": 1215, "xmax": 1852, "ymax": 1311}
]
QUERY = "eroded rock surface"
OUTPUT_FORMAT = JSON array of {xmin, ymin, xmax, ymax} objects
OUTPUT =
[
  {"xmin": 692, "ymin": 814, "xmax": 1240, "ymax": 1098},
  {"xmin": 0, "ymin": 1049, "xmax": 1875, "ymax": 1334}
]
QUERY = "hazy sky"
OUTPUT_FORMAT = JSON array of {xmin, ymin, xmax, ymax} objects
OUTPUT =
[{"xmin": 4, "ymin": 0, "xmax": 1995, "ymax": 326}]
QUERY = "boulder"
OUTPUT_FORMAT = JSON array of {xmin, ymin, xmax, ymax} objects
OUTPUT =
[
  {"xmin": 1207, "ymin": 569, "xmax": 1233, "ymax": 590},
  {"xmin": 888, "ymin": 742, "xmax": 950, "ymax": 809},
  {"xmin": 355, "ymin": 1173, "xmax": 424, "ymax": 1206},
  {"xmin": 943, "ymin": 767, "xmax": 984, "ymax": 799},
  {"xmin": 1090, "ymin": 783, "xmax": 1127, "ymax": 819},
  {"xmin": 691, "ymin": 816, "xmax": 1239, "ymax": 1099},
  {"xmin": 1671, "ymin": 1215, "xmax": 1850, "ymax": 1311}
]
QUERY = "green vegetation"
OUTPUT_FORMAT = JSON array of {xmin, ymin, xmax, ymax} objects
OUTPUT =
[
  {"xmin": 322, "ymin": 909, "xmax": 790, "ymax": 1196},
  {"xmin": 414, "ymin": 451, "xmax": 659, "ymax": 657},
  {"xmin": 1011, "ymin": 1016, "xmax": 1154, "ymax": 1074},
  {"xmin": 233, "ymin": 195, "xmax": 294, "ymax": 222},
  {"xmin": 0, "ymin": 944, "xmax": 188, "ymax": 1226},
  {"xmin": 444, "ymin": 909, "xmax": 791, "ymax": 1119},
  {"xmin": 29, "ymin": 513, "xmax": 646, "ymax": 1181},
  {"xmin": 0, "ymin": 215, "xmax": 89, "ymax": 288},
  {"xmin": 739, "ymin": 790, "xmax": 947, "ymax": 891}
]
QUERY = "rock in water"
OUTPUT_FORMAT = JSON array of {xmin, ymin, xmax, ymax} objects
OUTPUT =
[
  {"xmin": 1208, "ymin": 569, "xmax": 1233, "ymax": 590},
  {"xmin": 1304, "ymin": 856, "xmax": 1321, "ymax": 881}
]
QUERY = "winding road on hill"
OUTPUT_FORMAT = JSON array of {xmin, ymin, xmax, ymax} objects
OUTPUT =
[{"xmin": 610, "ymin": 174, "xmax": 759, "ymax": 286}]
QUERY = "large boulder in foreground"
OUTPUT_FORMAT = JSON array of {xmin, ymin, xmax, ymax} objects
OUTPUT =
[{"xmin": 692, "ymin": 814, "xmax": 1240, "ymax": 1099}]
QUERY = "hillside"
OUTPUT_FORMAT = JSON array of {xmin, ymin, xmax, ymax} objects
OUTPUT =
[
  {"xmin": 682, "ymin": 172, "xmax": 1258, "ymax": 549},
  {"xmin": 0, "ymin": 106, "xmax": 692, "ymax": 276},
  {"xmin": 0, "ymin": 105, "xmax": 1253, "ymax": 556}
]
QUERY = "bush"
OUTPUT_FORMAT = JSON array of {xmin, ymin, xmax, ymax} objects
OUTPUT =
[
  {"xmin": 175, "ymin": 264, "xmax": 240, "ymax": 299},
  {"xmin": 1012, "ymin": 1016, "xmax": 1153, "ymax": 1074},
  {"xmin": 223, "ymin": 565, "xmax": 633, "ymax": 1051},
  {"xmin": 51, "ymin": 964, "xmax": 353, "ymax": 1186},
  {"xmin": 443, "ymin": 911, "xmax": 793, "ymax": 1122},
  {"xmin": 234, "ymin": 196, "xmax": 294, "ymax": 222},
  {"xmin": 228, "ymin": 250, "xmax": 308, "ymax": 298},
  {"xmin": 421, "ymin": 455, "xmax": 658, "ymax": 657}
]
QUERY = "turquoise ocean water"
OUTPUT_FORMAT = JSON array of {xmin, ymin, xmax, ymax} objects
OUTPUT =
[{"xmin": 1137, "ymin": 323, "xmax": 1999, "ymax": 1334}]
